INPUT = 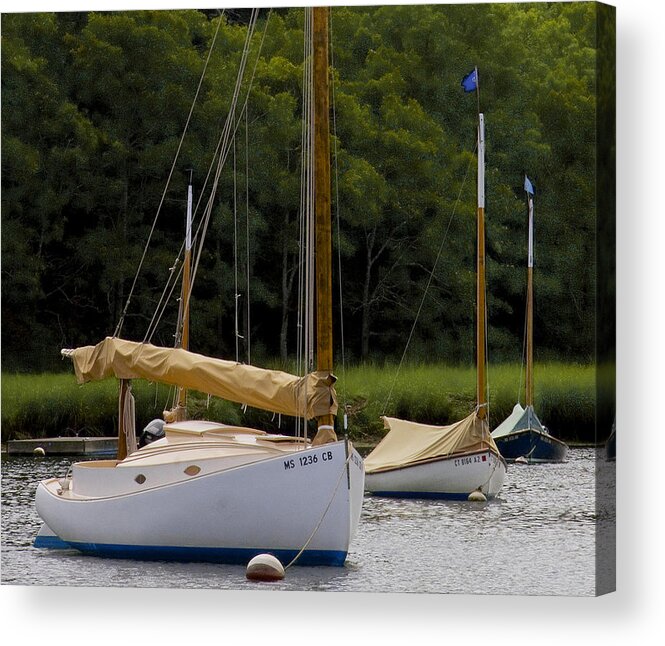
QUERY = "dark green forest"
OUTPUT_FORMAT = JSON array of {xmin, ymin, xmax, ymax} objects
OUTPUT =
[{"xmin": 1, "ymin": 4, "xmax": 602, "ymax": 372}]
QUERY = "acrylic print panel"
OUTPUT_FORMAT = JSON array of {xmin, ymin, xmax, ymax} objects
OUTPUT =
[{"xmin": 1, "ymin": 0, "xmax": 615, "ymax": 598}]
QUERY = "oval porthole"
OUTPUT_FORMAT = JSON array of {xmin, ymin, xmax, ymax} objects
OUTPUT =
[
  {"xmin": 135, "ymin": 474, "xmax": 146, "ymax": 484},
  {"xmin": 184, "ymin": 465, "xmax": 201, "ymax": 476}
]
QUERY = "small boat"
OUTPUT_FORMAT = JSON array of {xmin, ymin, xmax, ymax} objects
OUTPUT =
[
  {"xmin": 365, "ymin": 70, "xmax": 506, "ymax": 500},
  {"xmin": 491, "ymin": 176, "xmax": 568, "ymax": 464},
  {"xmin": 364, "ymin": 412, "xmax": 506, "ymax": 500},
  {"xmin": 34, "ymin": 8, "xmax": 364, "ymax": 566},
  {"xmin": 492, "ymin": 403, "xmax": 567, "ymax": 463}
]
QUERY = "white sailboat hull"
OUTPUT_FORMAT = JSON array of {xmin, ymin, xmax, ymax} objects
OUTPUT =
[
  {"xmin": 365, "ymin": 448, "xmax": 506, "ymax": 500},
  {"xmin": 35, "ymin": 440, "xmax": 364, "ymax": 566}
]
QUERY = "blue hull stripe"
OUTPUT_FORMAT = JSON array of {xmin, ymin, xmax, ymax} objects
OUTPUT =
[
  {"xmin": 33, "ymin": 535, "xmax": 73, "ymax": 549},
  {"xmin": 43, "ymin": 541, "xmax": 347, "ymax": 567}
]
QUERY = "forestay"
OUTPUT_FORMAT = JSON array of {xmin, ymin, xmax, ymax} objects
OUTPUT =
[
  {"xmin": 365, "ymin": 411, "xmax": 500, "ymax": 474},
  {"xmin": 63, "ymin": 337, "xmax": 337, "ymax": 420}
]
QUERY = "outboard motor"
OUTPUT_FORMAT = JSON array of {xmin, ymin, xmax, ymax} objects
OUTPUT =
[{"xmin": 138, "ymin": 418, "xmax": 166, "ymax": 447}]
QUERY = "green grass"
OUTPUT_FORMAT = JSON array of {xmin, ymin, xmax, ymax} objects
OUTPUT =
[
  {"xmin": 1, "ymin": 374, "xmax": 166, "ymax": 441},
  {"xmin": 336, "ymin": 362, "xmax": 596, "ymax": 443},
  {"xmin": 1, "ymin": 362, "xmax": 598, "ymax": 444}
]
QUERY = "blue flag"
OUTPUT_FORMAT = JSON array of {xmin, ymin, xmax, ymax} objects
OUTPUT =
[
  {"xmin": 524, "ymin": 175, "xmax": 535, "ymax": 195},
  {"xmin": 461, "ymin": 68, "xmax": 478, "ymax": 93}
]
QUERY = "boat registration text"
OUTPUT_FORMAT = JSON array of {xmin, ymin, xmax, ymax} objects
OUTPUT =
[
  {"xmin": 454, "ymin": 454, "xmax": 488, "ymax": 467},
  {"xmin": 284, "ymin": 450, "xmax": 335, "ymax": 471}
]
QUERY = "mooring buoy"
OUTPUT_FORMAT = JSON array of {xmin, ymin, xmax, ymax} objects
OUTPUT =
[
  {"xmin": 33, "ymin": 447, "xmax": 46, "ymax": 456},
  {"xmin": 467, "ymin": 489, "xmax": 487, "ymax": 502},
  {"xmin": 515, "ymin": 456, "xmax": 529, "ymax": 464},
  {"xmin": 246, "ymin": 553, "xmax": 285, "ymax": 582}
]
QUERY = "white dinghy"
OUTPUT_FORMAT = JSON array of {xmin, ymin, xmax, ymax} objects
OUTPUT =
[
  {"xmin": 365, "ymin": 70, "xmax": 506, "ymax": 500},
  {"xmin": 34, "ymin": 8, "xmax": 364, "ymax": 567},
  {"xmin": 364, "ymin": 412, "xmax": 505, "ymax": 500}
]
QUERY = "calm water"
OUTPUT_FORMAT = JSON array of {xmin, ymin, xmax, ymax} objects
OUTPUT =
[{"xmin": 1, "ymin": 449, "xmax": 608, "ymax": 595}]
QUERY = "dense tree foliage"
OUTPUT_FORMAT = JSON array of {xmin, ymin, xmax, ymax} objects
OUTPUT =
[{"xmin": 1, "ymin": 4, "xmax": 602, "ymax": 372}]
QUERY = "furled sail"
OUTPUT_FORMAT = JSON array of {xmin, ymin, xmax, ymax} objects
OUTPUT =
[
  {"xmin": 62, "ymin": 337, "xmax": 337, "ymax": 420},
  {"xmin": 365, "ymin": 411, "xmax": 499, "ymax": 474}
]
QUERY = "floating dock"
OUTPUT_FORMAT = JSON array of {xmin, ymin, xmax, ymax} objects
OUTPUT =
[{"xmin": 7, "ymin": 437, "xmax": 117, "ymax": 457}]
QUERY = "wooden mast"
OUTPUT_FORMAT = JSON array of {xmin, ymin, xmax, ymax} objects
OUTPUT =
[
  {"xmin": 525, "ymin": 181, "xmax": 535, "ymax": 408},
  {"xmin": 176, "ymin": 176, "xmax": 193, "ymax": 418},
  {"xmin": 476, "ymin": 113, "xmax": 487, "ymax": 419},
  {"xmin": 312, "ymin": 6, "xmax": 336, "ymax": 445}
]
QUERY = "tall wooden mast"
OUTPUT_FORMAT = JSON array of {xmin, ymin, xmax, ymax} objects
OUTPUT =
[
  {"xmin": 525, "ymin": 180, "xmax": 535, "ymax": 408},
  {"xmin": 476, "ymin": 113, "xmax": 487, "ymax": 419},
  {"xmin": 176, "ymin": 175, "xmax": 193, "ymax": 417},
  {"xmin": 312, "ymin": 6, "xmax": 336, "ymax": 445}
]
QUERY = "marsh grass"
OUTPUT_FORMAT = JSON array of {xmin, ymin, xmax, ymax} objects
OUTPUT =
[
  {"xmin": 336, "ymin": 362, "xmax": 596, "ymax": 442},
  {"xmin": 1, "ymin": 374, "xmax": 165, "ymax": 440},
  {"xmin": 1, "ymin": 362, "xmax": 596, "ymax": 443}
]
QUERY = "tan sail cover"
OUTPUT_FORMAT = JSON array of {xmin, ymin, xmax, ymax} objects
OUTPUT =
[
  {"xmin": 64, "ymin": 337, "xmax": 337, "ymax": 420},
  {"xmin": 365, "ymin": 411, "xmax": 500, "ymax": 474}
]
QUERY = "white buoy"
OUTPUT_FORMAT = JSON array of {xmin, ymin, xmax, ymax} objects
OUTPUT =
[
  {"xmin": 467, "ymin": 489, "xmax": 487, "ymax": 502},
  {"xmin": 246, "ymin": 554, "xmax": 285, "ymax": 582},
  {"xmin": 33, "ymin": 447, "xmax": 46, "ymax": 456},
  {"xmin": 515, "ymin": 456, "xmax": 529, "ymax": 465}
]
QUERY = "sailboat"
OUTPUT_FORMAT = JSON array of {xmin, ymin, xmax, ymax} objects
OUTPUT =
[
  {"xmin": 364, "ymin": 71, "xmax": 506, "ymax": 500},
  {"xmin": 33, "ymin": 7, "xmax": 364, "ymax": 567},
  {"xmin": 491, "ymin": 176, "xmax": 568, "ymax": 463}
]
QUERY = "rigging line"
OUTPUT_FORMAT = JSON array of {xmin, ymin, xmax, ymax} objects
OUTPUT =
[
  {"xmin": 329, "ymin": 9, "xmax": 348, "ymax": 425},
  {"xmin": 114, "ymin": 12, "xmax": 224, "ymax": 338},
  {"xmin": 129, "ymin": 8, "xmax": 257, "ymax": 346},
  {"xmin": 304, "ymin": 5, "xmax": 315, "ymax": 379},
  {"xmin": 303, "ymin": 7, "xmax": 313, "ymax": 358},
  {"xmin": 130, "ymin": 10, "xmax": 270, "ymax": 349},
  {"xmin": 303, "ymin": 7, "xmax": 315, "ymax": 433},
  {"xmin": 142, "ymin": 251, "xmax": 183, "ymax": 344},
  {"xmin": 245, "ymin": 103, "xmax": 251, "ymax": 365},
  {"xmin": 308, "ymin": 5, "xmax": 316, "ymax": 388},
  {"xmin": 295, "ymin": 13, "xmax": 306, "ymax": 376},
  {"xmin": 295, "ymin": 9, "xmax": 312, "ymax": 437},
  {"xmin": 183, "ymin": 9, "xmax": 270, "ymax": 312},
  {"xmin": 296, "ymin": 7, "xmax": 310, "ymax": 436},
  {"xmin": 191, "ymin": 3, "xmax": 269, "ymax": 229},
  {"xmin": 187, "ymin": 4, "xmax": 266, "ymax": 247},
  {"xmin": 142, "ymin": 244, "xmax": 185, "ymax": 344},
  {"xmin": 308, "ymin": 57, "xmax": 316, "ymax": 375},
  {"xmin": 484, "ymin": 273, "xmax": 490, "ymax": 424},
  {"xmin": 146, "ymin": 2, "xmax": 258, "ymax": 349},
  {"xmin": 382, "ymin": 146, "xmax": 477, "ymax": 416},
  {"xmin": 184, "ymin": 9, "xmax": 260, "ymax": 313},
  {"xmin": 190, "ymin": 11, "xmax": 258, "ymax": 268},
  {"xmin": 284, "ymin": 449, "xmax": 353, "ymax": 569},
  {"xmin": 234, "ymin": 131, "xmax": 239, "ymax": 362},
  {"xmin": 145, "ymin": 261, "xmax": 185, "ymax": 345}
]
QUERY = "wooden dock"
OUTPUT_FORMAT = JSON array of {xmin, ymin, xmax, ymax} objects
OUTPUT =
[{"xmin": 7, "ymin": 437, "xmax": 118, "ymax": 457}]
